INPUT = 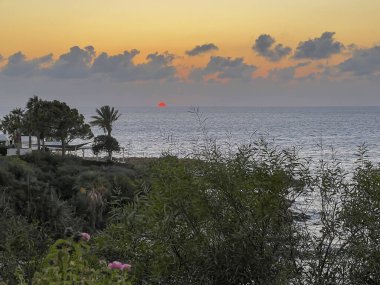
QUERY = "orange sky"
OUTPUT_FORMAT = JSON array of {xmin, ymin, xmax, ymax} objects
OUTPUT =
[
  {"xmin": 1, "ymin": 0, "xmax": 379, "ymax": 60},
  {"xmin": 0, "ymin": 0, "xmax": 379, "ymax": 87}
]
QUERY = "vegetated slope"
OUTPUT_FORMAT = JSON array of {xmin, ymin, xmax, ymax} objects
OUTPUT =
[{"xmin": 0, "ymin": 152, "xmax": 149, "ymax": 284}]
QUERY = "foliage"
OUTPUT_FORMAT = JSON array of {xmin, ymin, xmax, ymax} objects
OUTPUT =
[
  {"xmin": 48, "ymin": 100, "xmax": 93, "ymax": 155},
  {"xmin": 1, "ymin": 97, "xmax": 93, "ymax": 154},
  {"xmin": 0, "ymin": 152, "xmax": 143, "ymax": 283},
  {"xmin": 90, "ymin": 105, "xmax": 121, "ymax": 159},
  {"xmin": 0, "ymin": 146, "xmax": 7, "ymax": 156},
  {"xmin": 96, "ymin": 141, "xmax": 310, "ymax": 285},
  {"xmin": 90, "ymin": 105, "xmax": 121, "ymax": 137},
  {"xmin": 94, "ymin": 140, "xmax": 380, "ymax": 284},
  {"xmin": 0, "ymin": 189, "xmax": 49, "ymax": 285},
  {"xmin": 92, "ymin": 135, "xmax": 121, "ymax": 160},
  {"xmin": 24, "ymin": 96, "xmax": 53, "ymax": 149},
  {"xmin": 74, "ymin": 171, "xmax": 111, "ymax": 230},
  {"xmin": 294, "ymin": 148, "xmax": 350, "ymax": 284},
  {"xmin": 291, "ymin": 145, "xmax": 380, "ymax": 284},
  {"xmin": 0, "ymin": 108, "xmax": 24, "ymax": 150},
  {"xmin": 340, "ymin": 146, "xmax": 380, "ymax": 284},
  {"xmin": 0, "ymin": 152, "xmax": 141, "ymax": 231},
  {"xmin": 28, "ymin": 232, "xmax": 132, "ymax": 285}
]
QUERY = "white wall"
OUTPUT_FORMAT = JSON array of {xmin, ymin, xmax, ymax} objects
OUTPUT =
[{"xmin": 7, "ymin": 148, "xmax": 32, "ymax": 156}]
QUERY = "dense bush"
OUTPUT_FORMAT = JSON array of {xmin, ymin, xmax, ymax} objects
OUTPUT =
[
  {"xmin": 0, "ymin": 146, "xmax": 7, "ymax": 156},
  {"xmin": 27, "ymin": 231, "xmax": 132, "ymax": 285},
  {"xmin": 96, "ymin": 141, "xmax": 311, "ymax": 284},
  {"xmin": 0, "ymin": 152, "xmax": 145, "ymax": 283},
  {"xmin": 3, "ymin": 143, "xmax": 380, "ymax": 284},
  {"xmin": 0, "ymin": 189, "xmax": 49, "ymax": 285},
  {"xmin": 341, "ymin": 153, "xmax": 380, "ymax": 284},
  {"xmin": 94, "ymin": 142, "xmax": 380, "ymax": 284}
]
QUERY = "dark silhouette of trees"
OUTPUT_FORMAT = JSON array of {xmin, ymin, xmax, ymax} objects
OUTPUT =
[
  {"xmin": 92, "ymin": 135, "xmax": 120, "ymax": 160},
  {"xmin": 25, "ymin": 96, "xmax": 51, "ymax": 150},
  {"xmin": 90, "ymin": 105, "xmax": 121, "ymax": 160},
  {"xmin": 90, "ymin": 105, "xmax": 120, "ymax": 137},
  {"xmin": 49, "ymin": 100, "xmax": 93, "ymax": 155},
  {"xmin": 0, "ymin": 108, "xmax": 24, "ymax": 153},
  {"xmin": 1, "ymin": 97, "xmax": 93, "ymax": 155}
]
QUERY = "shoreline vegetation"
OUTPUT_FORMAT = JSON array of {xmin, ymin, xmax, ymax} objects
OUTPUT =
[
  {"xmin": 1, "ymin": 99, "xmax": 380, "ymax": 284},
  {"xmin": 0, "ymin": 97, "xmax": 122, "ymax": 160},
  {"xmin": 1, "ymin": 143, "xmax": 380, "ymax": 284}
]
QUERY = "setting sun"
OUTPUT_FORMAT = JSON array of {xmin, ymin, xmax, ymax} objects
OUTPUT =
[{"xmin": 157, "ymin": 101, "xmax": 167, "ymax": 108}]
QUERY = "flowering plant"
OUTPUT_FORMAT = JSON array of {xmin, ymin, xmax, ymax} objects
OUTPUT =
[{"xmin": 20, "ymin": 229, "xmax": 133, "ymax": 285}]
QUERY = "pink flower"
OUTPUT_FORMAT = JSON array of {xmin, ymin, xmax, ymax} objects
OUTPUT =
[
  {"xmin": 121, "ymin": 263, "xmax": 132, "ymax": 271},
  {"xmin": 108, "ymin": 261, "xmax": 132, "ymax": 271},
  {"xmin": 108, "ymin": 261, "xmax": 123, "ymax": 269},
  {"xmin": 81, "ymin": 232, "xmax": 91, "ymax": 242}
]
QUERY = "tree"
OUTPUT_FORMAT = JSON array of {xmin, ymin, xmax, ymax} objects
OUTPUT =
[
  {"xmin": 90, "ymin": 106, "xmax": 121, "ymax": 160},
  {"xmin": 25, "ymin": 97, "xmax": 91, "ymax": 152},
  {"xmin": 1, "ymin": 108, "xmax": 25, "ymax": 153},
  {"xmin": 49, "ymin": 100, "xmax": 93, "ymax": 155},
  {"xmin": 92, "ymin": 135, "xmax": 120, "ymax": 160},
  {"xmin": 25, "ymin": 96, "xmax": 47, "ymax": 150},
  {"xmin": 90, "ymin": 105, "xmax": 120, "ymax": 137}
]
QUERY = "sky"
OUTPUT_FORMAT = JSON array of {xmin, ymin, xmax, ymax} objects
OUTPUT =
[{"xmin": 1, "ymin": 0, "xmax": 380, "ymax": 109}]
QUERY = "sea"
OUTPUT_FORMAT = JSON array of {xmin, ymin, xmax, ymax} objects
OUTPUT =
[
  {"xmin": 84, "ymin": 106, "xmax": 380, "ymax": 168},
  {"xmin": 2, "ymin": 106, "xmax": 380, "ymax": 168}
]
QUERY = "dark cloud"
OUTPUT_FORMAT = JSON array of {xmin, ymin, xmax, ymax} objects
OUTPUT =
[
  {"xmin": 190, "ymin": 56, "xmax": 256, "ymax": 81},
  {"xmin": 0, "ymin": 54, "xmax": 3, "ymax": 62},
  {"xmin": 0, "ymin": 46, "xmax": 177, "ymax": 82},
  {"xmin": 92, "ymin": 49, "xmax": 140, "ymax": 73},
  {"xmin": 2, "ymin": 52, "xmax": 52, "ymax": 76},
  {"xmin": 293, "ymin": 32, "xmax": 344, "ymax": 60},
  {"xmin": 252, "ymin": 34, "xmax": 292, "ymax": 61},
  {"xmin": 92, "ymin": 50, "xmax": 176, "ymax": 81},
  {"xmin": 45, "ymin": 46, "xmax": 95, "ymax": 78},
  {"xmin": 186, "ymin": 43, "xmax": 219, "ymax": 56},
  {"xmin": 337, "ymin": 46, "xmax": 380, "ymax": 76},
  {"xmin": 138, "ymin": 52, "xmax": 176, "ymax": 80}
]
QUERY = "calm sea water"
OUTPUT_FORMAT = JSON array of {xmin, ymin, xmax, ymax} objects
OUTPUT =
[
  {"xmin": 2, "ymin": 106, "xmax": 380, "ymax": 166},
  {"xmin": 83, "ymin": 106, "xmax": 380, "ymax": 167}
]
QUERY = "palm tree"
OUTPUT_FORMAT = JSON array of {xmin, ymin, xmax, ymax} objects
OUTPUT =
[
  {"xmin": 75, "ymin": 171, "xmax": 110, "ymax": 230},
  {"xmin": 90, "ymin": 105, "xmax": 121, "ymax": 137},
  {"xmin": 25, "ymin": 96, "xmax": 52, "ymax": 150},
  {"xmin": 25, "ymin": 96, "xmax": 40, "ymax": 149},
  {"xmin": 1, "ymin": 108, "xmax": 24, "ymax": 153}
]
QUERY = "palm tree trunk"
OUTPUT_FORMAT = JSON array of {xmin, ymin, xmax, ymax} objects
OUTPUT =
[
  {"xmin": 61, "ymin": 139, "xmax": 66, "ymax": 156},
  {"xmin": 16, "ymin": 131, "xmax": 21, "ymax": 155}
]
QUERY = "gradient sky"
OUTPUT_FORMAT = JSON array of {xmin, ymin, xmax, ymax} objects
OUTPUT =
[{"xmin": 1, "ymin": 0, "xmax": 380, "ymax": 108}]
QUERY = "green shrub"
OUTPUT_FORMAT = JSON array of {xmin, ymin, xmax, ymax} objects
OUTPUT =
[
  {"xmin": 0, "ymin": 146, "xmax": 7, "ymax": 156},
  {"xmin": 341, "ymin": 153, "xmax": 380, "ymax": 284},
  {"xmin": 0, "ymin": 215, "xmax": 49, "ymax": 285},
  {"xmin": 96, "ymin": 141, "xmax": 310, "ymax": 284},
  {"xmin": 29, "ymin": 232, "xmax": 132, "ymax": 285}
]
